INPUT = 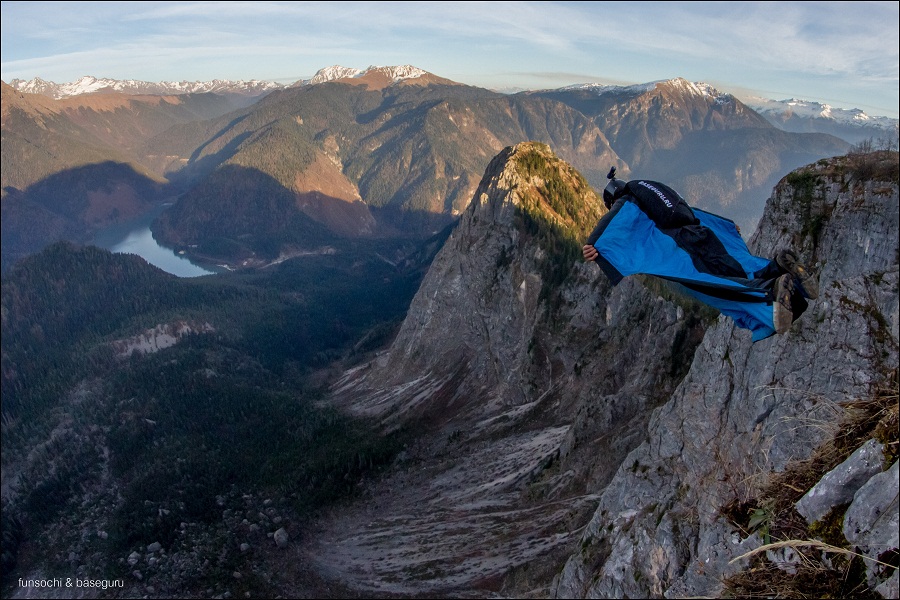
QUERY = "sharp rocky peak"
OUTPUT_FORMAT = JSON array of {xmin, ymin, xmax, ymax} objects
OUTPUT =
[
  {"xmin": 317, "ymin": 143, "xmax": 702, "ymax": 593},
  {"xmin": 335, "ymin": 141, "xmax": 605, "ymax": 405}
]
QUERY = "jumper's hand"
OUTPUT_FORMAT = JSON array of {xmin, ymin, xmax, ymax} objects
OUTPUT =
[{"xmin": 583, "ymin": 245, "xmax": 598, "ymax": 261}]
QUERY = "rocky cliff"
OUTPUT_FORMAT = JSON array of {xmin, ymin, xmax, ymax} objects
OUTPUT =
[
  {"xmin": 309, "ymin": 142, "xmax": 712, "ymax": 596},
  {"xmin": 312, "ymin": 146, "xmax": 898, "ymax": 598},
  {"xmin": 553, "ymin": 151, "xmax": 899, "ymax": 598}
]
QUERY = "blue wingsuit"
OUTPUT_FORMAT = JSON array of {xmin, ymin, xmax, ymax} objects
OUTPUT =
[{"xmin": 585, "ymin": 180, "xmax": 807, "ymax": 342}]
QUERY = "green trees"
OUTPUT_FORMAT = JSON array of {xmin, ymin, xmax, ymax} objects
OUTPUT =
[
  {"xmin": 1, "ymin": 237, "xmax": 427, "ymax": 573},
  {"xmin": 512, "ymin": 144, "xmax": 605, "ymax": 309}
]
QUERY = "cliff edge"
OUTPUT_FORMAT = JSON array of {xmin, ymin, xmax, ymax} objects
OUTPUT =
[{"xmin": 554, "ymin": 151, "xmax": 899, "ymax": 598}]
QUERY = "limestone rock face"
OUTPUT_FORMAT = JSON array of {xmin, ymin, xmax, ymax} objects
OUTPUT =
[{"xmin": 553, "ymin": 153, "xmax": 899, "ymax": 599}]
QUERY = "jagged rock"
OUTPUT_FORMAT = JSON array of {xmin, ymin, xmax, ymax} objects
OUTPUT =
[
  {"xmin": 843, "ymin": 460, "xmax": 899, "ymax": 592},
  {"xmin": 796, "ymin": 439, "xmax": 887, "ymax": 524},
  {"xmin": 147, "ymin": 541, "xmax": 162, "ymax": 554},
  {"xmin": 273, "ymin": 528, "xmax": 289, "ymax": 548},
  {"xmin": 127, "ymin": 551, "xmax": 141, "ymax": 566}
]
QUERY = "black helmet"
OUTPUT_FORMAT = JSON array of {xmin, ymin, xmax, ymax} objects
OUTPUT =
[{"xmin": 603, "ymin": 167, "xmax": 626, "ymax": 208}]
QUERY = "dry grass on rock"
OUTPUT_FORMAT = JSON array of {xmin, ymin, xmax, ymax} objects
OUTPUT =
[{"xmin": 722, "ymin": 370, "xmax": 899, "ymax": 599}]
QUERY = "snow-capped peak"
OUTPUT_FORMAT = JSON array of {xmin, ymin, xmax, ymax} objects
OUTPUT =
[
  {"xmin": 7, "ymin": 65, "xmax": 432, "ymax": 99},
  {"xmin": 7, "ymin": 76, "xmax": 282, "ymax": 99},
  {"xmin": 364, "ymin": 65, "xmax": 428, "ymax": 81},
  {"xmin": 305, "ymin": 64, "xmax": 428, "ymax": 86},
  {"xmin": 307, "ymin": 65, "xmax": 364, "ymax": 85},
  {"xmin": 560, "ymin": 81, "xmax": 656, "ymax": 95},
  {"xmin": 741, "ymin": 96, "xmax": 884, "ymax": 126},
  {"xmin": 562, "ymin": 77, "xmax": 732, "ymax": 105}
]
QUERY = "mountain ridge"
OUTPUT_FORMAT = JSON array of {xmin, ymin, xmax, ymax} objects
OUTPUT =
[
  {"xmin": 9, "ymin": 68, "xmax": 898, "ymax": 126},
  {"xmin": 7, "ymin": 74, "xmax": 283, "ymax": 99},
  {"xmin": 554, "ymin": 77, "xmax": 899, "ymax": 131},
  {"xmin": 0, "ymin": 66, "xmax": 855, "ymax": 273},
  {"xmin": 743, "ymin": 96, "xmax": 900, "ymax": 145},
  {"xmin": 6, "ymin": 65, "xmax": 456, "ymax": 100}
]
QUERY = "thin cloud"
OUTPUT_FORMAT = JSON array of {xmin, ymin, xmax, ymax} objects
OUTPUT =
[
  {"xmin": 2, "ymin": 1, "xmax": 897, "ymax": 117},
  {"xmin": 511, "ymin": 71, "xmax": 635, "ymax": 87}
]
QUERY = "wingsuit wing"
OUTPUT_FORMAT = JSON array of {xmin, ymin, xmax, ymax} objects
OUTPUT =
[{"xmin": 591, "ymin": 197, "xmax": 781, "ymax": 342}]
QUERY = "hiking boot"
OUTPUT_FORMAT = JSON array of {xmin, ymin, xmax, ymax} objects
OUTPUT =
[
  {"xmin": 773, "ymin": 273, "xmax": 794, "ymax": 334},
  {"xmin": 776, "ymin": 249, "xmax": 819, "ymax": 299}
]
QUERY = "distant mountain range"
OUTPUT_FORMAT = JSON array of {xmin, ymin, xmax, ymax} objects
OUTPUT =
[
  {"xmin": 546, "ymin": 80, "xmax": 898, "ymax": 147},
  {"xmin": 6, "ymin": 65, "xmax": 449, "ymax": 98},
  {"xmin": 7, "ymin": 74, "xmax": 283, "ymax": 98},
  {"xmin": 0, "ymin": 65, "xmax": 861, "ymax": 271},
  {"xmin": 741, "ymin": 96, "xmax": 899, "ymax": 145},
  {"xmin": 9, "ymin": 65, "xmax": 898, "ymax": 146}
]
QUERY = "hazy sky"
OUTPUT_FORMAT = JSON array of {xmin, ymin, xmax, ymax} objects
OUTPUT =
[{"xmin": 2, "ymin": 1, "xmax": 898, "ymax": 118}]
